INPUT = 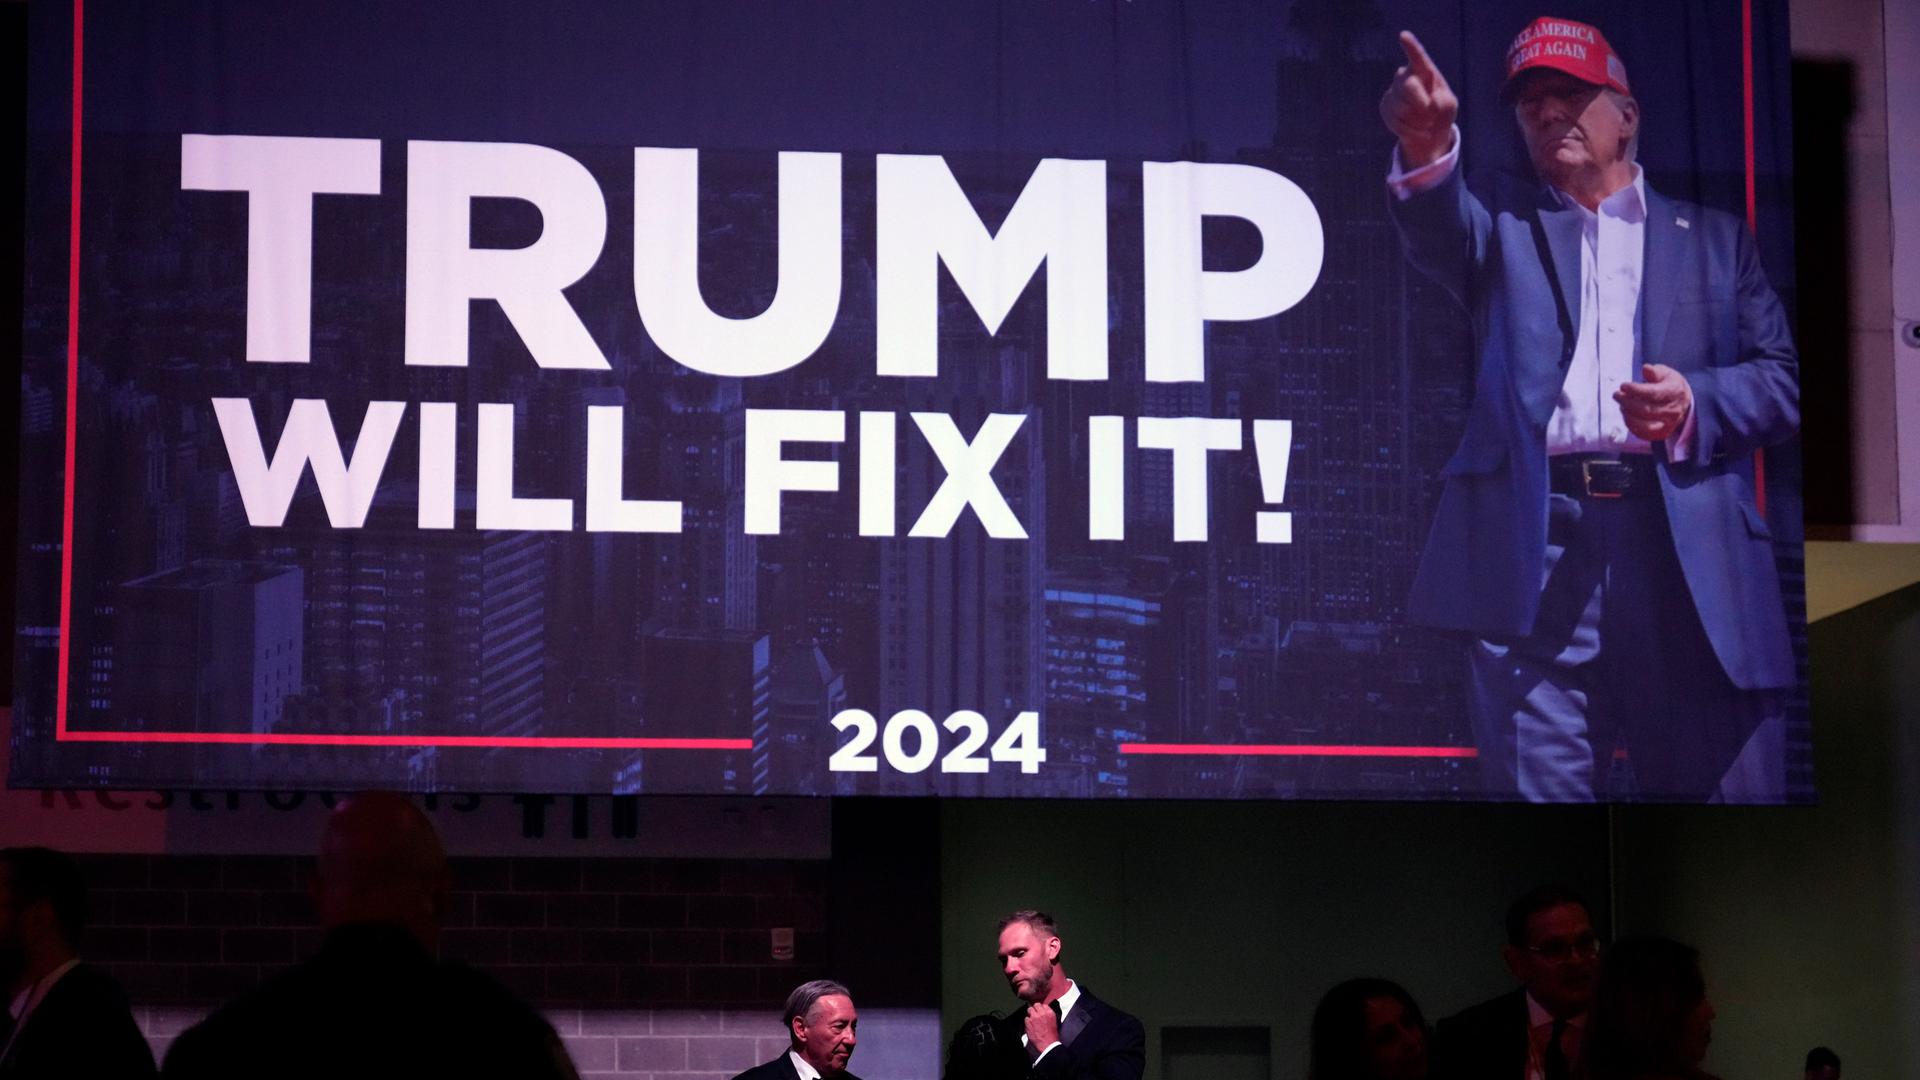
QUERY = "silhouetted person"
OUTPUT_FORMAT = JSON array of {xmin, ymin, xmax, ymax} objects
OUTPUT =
[
  {"xmin": 1581, "ymin": 937, "xmax": 1718, "ymax": 1080},
  {"xmin": 944, "ymin": 1012, "xmax": 1006, "ymax": 1080},
  {"xmin": 1433, "ymin": 885, "xmax": 1600, "ymax": 1080},
  {"xmin": 162, "ymin": 792, "xmax": 579, "ymax": 1079},
  {"xmin": 1803, "ymin": 1047, "xmax": 1840, "ymax": 1080},
  {"xmin": 732, "ymin": 979, "xmax": 862, "ymax": 1080},
  {"xmin": 0, "ymin": 846, "xmax": 155, "ymax": 1078},
  {"xmin": 988, "ymin": 910, "xmax": 1144, "ymax": 1080},
  {"xmin": 1309, "ymin": 978, "xmax": 1430, "ymax": 1080}
]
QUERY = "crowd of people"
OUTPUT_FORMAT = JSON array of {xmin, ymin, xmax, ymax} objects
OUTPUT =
[
  {"xmin": 1293, "ymin": 885, "xmax": 1848, "ymax": 1080},
  {"xmin": 931, "ymin": 891, "xmax": 1842, "ymax": 1080},
  {"xmin": 1, "ymin": 795, "xmax": 579, "ymax": 1080},
  {"xmin": 0, "ymin": 797, "xmax": 1850, "ymax": 1080}
]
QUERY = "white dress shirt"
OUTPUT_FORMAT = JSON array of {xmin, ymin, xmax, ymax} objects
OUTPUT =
[
  {"xmin": 788, "ymin": 1049, "xmax": 822, "ymax": 1080},
  {"xmin": 1021, "ymin": 978, "xmax": 1082, "ymax": 1064},
  {"xmin": 1523, "ymin": 991, "xmax": 1586, "ymax": 1080},
  {"xmin": 1388, "ymin": 129, "xmax": 1695, "ymax": 459},
  {"xmin": 1549, "ymin": 169, "xmax": 1651, "ymax": 455}
]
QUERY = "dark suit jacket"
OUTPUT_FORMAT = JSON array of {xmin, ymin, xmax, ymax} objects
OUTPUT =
[
  {"xmin": 0, "ymin": 961, "xmax": 156, "ymax": 1079},
  {"xmin": 1392, "ymin": 166, "xmax": 1798, "ymax": 691},
  {"xmin": 1430, "ymin": 989, "xmax": 1527, "ymax": 1080},
  {"xmin": 990, "ymin": 988, "xmax": 1145, "ymax": 1080},
  {"xmin": 730, "ymin": 1051, "xmax": 863, "ymax": 1080},
  {"xmin": 161, "ymin": 923, "xmax": 576, "ymax": 1080}
]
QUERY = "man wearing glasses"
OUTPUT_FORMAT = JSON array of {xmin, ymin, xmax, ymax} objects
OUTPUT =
[{"xmin": 1432, "ymin": 885, "xmax": 1601, "ymax": 1080}]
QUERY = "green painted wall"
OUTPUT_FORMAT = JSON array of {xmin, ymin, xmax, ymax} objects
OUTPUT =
[
  {"xmin": 1610, "ymin": 584, "xmax": 1920, "ymax": 1079},
  {"xmin": 940, "ymin": 800, "xmax": 1611, "ymax": 1080}
]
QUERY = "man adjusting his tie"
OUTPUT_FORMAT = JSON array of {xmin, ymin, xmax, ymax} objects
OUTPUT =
[{"xmin": 991, "ymin": 911, "xmax": 1143, "ymax": 1080}]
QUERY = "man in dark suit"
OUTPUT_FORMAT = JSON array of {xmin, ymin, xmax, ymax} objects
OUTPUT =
[
  {"xmin": 732, "ymin": 979, "xmax": 862, "ymax": 1080},
  {"xmin": 1381, "ymin": 17, "xmax": 1799, "ymax": 802},
  {"xmin": 0, "ymin": 846, "xmax": 155, "ymax": 1078},
  {"xmin": 162, "ymin": 792, "xmax": 579, "ymax": 1079},
  {"xmin": 1432, "ymin": 885, "xmax": 1600, "ymax": 1080},
  {"xmin": 985, "ymin": 910, "xmax": 1143, "ymax": 1080}
]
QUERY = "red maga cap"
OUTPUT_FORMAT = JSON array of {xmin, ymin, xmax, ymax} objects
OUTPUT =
[{"xmin": 1503, "ymin": 16, "xmax": 1630, "ymax": 96}]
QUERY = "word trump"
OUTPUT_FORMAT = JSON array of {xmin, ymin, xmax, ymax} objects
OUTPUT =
[
  {"xmin": 180, "ymin": 134, "xmax": 1325, "ymax": 382},
  {"xmin": 186, "ymin": 134, "xmax": 1318, "ymax": 542}
]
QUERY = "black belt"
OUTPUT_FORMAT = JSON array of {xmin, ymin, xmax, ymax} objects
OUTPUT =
[{"xmin": 1549, "ymin": 454, "xmax": 1658, "ymax": 499}]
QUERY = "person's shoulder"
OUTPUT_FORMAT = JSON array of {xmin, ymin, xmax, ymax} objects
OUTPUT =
[
  {"xmin": 1463, "ymin": 168, "xmax": 1550, "ymax": 213},
  {"xmin": 729, "ymin": 1055, "xmax": 797, "ymax": 1080},
  {"xmin": 47, "ymin": 961, "xmax": 135, "ymax": 1007},
  {"xmin": 162, "ymin": 975, "xmax": 281, "ymax": 1069},
  {"xmin": 1642, "ymin": 184, "xmax": 1742, "ymax": 237},
  {"xmin": 433, "ymin": 958, "xmax": 564, "ymax": 1033},
  {"xmin": 1076, "ymin": 988, "xmax": 1145, "ymax": 1037},
  {"xmin": 16, "ymin": 963, "xmax": 153, "ymax": 1074},
  {"xmin": 1079, "ymin": 986, "xmax": 1138, "ymax": 1018},
  {"xmin": 49, "ymin": 964, "xmax": 148, "ymax": 1042},
  {"xmin": 436, "ymin": 956, "xmax": 528, "ymax": 998},
  {"xmin": 163, "ymin": 954, "xmax": 336, "ymax": 1070}
]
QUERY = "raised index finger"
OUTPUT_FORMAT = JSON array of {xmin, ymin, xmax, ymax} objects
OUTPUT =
[{"xmin": 1399, "ymin": 31, "xmax": 1441, "ymax": 81}]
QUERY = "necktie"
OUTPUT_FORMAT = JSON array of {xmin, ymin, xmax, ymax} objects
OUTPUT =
[
  {"xmin": 1028, "ymin": 1000, "xmax": 1067, "ymax": 1062},
  {"xmin": 1050, "ymin": 1000, "xmax": 1064, "ymax": 1038},
  {"xmin": 1544, "ymin": 1018, "xmax": 1569, "ymax": 1080}
]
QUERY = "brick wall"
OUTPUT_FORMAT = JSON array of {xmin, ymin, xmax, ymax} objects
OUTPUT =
[
  {"xmin": 131, "ymin": 1003, "xmax": 940, "ymax": 1079},
  {"xmin": 75, "ymin": 853, "xmax": 845, "ymax": 1078},
  {"xmin": 57, "ymin": 801, "xmax": 942, "ymax": 1076}
]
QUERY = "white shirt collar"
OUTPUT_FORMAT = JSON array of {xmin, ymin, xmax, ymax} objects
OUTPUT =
[
  {"xmin": 1524, "ymin": 991, "xmax": 1586, "ymax": 1030},
  {"xmin": 1054, "ymin": 978, "xmax": 1082, "ymax": 1023},
  {"xmin": 1552, "ymin": 163, "xmax": 1646, "ymax": 222},
  {"xmin": 1019, "ymin": 979, "xmax": 1084, "ymax": 1053},
  {"xmin": 788, "ymin": 1049, "xmax": 823, "ymax": 1080}
]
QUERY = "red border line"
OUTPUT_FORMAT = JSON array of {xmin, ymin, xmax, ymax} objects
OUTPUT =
[
  {"xmin": 50, "ymin": 0, "xmax": 734, "ymax": 753},
  {"xmin": 55, "ymin": 0, "xmax": 84, "ymax": 740},
  {"xmin": 1121, "ymin": 743, "xmax": 1477, "ymax": 759},
  {"xmin": 1742, "ymin": 0, "xmax": 1769, "ymax": 516},
  {"xmin": 51, "ymin": 6, "xmax": 1767, "ymax": 757},
  {"xmin": 58, "ymin": 731, "xmax": 754, "ymax": 750},
  {"xmin": 1741, "ymin": 0, "xmax": 1758, "ymax": 233}
]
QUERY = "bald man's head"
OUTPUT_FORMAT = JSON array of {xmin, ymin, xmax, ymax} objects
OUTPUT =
[{"xmin": 311, "ymin": 792, "xmax": 450, "ymax": 948}]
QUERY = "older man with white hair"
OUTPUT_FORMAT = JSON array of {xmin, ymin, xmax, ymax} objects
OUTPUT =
[{"xmin": 733, "ymin": 979, "xmax": 862, "ymax": 1080}]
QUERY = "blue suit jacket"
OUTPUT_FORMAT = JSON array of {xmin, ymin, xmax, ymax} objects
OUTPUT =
[{"xmin": 1392, "ymin": 166, "xmax": 1798, "ymax": 691}]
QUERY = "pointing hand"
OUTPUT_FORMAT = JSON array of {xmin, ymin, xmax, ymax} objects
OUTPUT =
[{"xmin": 1380, "ymin": 31, "xmax": 1459, "ymax": 167}]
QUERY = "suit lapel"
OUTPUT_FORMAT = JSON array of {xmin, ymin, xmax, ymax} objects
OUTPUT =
[
  {"xmin": 1533, "ymin": 185, "xmax": 1584, "ymax": 357},
  {"xmin": 1060, "ymin": 993, "xmax": 1094, "ymax": 1048},
  {"xmin": 1509, "ymin": 990, "xmax": 1533, "ymax": 1077},
  {"xmin": 1639, "ymin": 188, "xmax": 1682, "ymax": 369}
]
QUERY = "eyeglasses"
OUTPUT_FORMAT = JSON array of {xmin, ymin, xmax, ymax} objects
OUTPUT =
[{"xmin": 1525, "ymin": 933, "xmax": 1602, "ymax": 962}]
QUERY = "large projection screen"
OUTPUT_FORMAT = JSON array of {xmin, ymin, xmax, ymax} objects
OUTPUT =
[{"xmin": 12, "ymin": 0, "xmax": 1806, "ymax": 801}]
